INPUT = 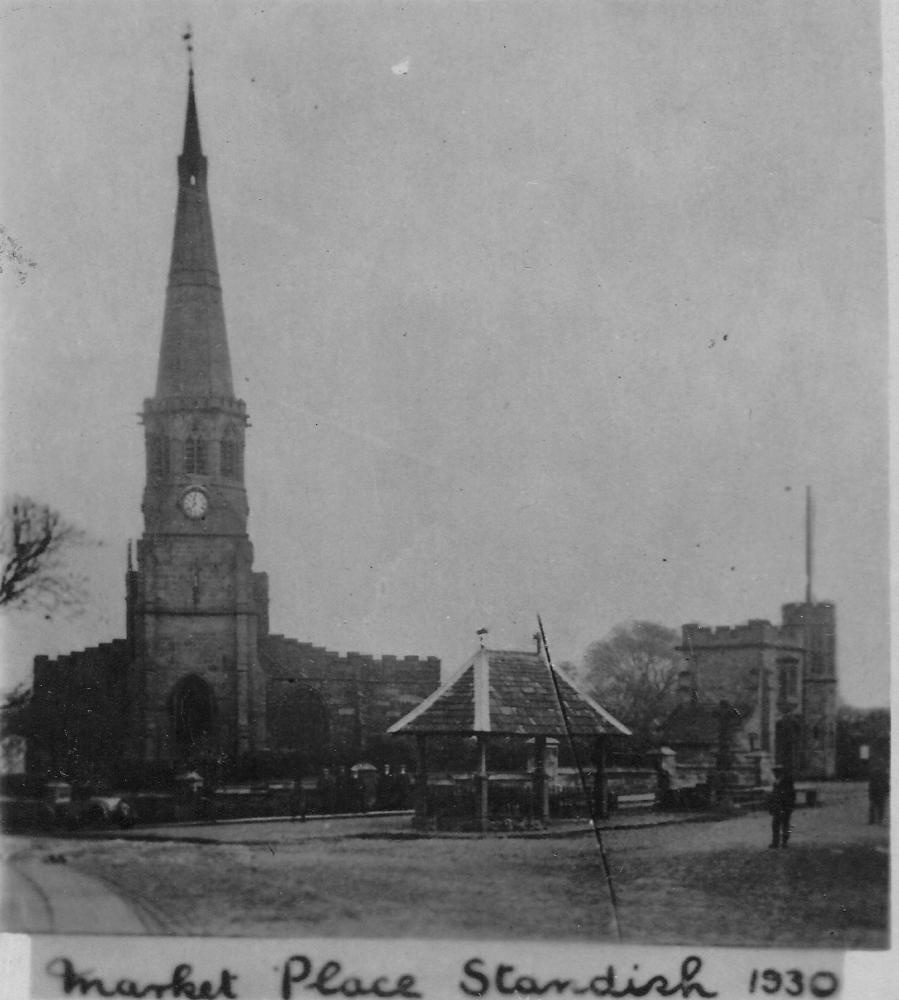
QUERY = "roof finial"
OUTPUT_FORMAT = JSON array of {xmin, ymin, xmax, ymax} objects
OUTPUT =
[
  {"xmin": 477, "ymin": 627, "xmax": 489, "ymax": 649},
  {"xmin": 178, "ymin": 32, "xmax": 204, "ymax": 170},
  {"xmin": 182, "ymin": 24, "xmax": 194, "ymax": 76}
]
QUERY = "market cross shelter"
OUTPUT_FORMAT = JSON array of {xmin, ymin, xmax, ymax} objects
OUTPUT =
[{"xmin": 26, "ymin": 71, "xmax": 440, "ymax": 785}]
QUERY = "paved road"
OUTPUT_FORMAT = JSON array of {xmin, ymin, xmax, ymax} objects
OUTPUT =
[
  {"xmin": 1, "ymin": 781, "xmax": 885, "ymax": 940},
  {"xmin": 604, "ymin": 781, "xmax": 885, "ymax": 852},
  {"xmin": 1, "ymin": 844, "xmax": 150, "ymax": 934}
]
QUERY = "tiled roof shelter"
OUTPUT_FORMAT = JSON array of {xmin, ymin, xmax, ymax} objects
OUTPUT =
[
  {"xmin": 389, "ymin": 644, "xmax": 630, "ymax": 829},
  {"xmin": 388, "ymin": 648, "xmax": 631, "ymax": 738}
]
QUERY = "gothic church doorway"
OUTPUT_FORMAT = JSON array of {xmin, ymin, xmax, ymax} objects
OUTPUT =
[{"xmin": 169, "ymin": 675, "xmax": 217, "ymax": 758}]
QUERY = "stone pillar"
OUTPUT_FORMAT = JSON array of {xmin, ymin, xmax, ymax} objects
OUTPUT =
[
  {"xmin": 477, "ymin": 735, "xmax": 489, "ymax": 834},
  {"xmin": 415, "ymin": 734, "xmax": 428, "ymax": 821},
  {"xmin": 533, "ymin": 736, "xmax": 549, "ymax": 822}
]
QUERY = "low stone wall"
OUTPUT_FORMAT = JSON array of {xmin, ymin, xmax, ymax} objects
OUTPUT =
[{"xmin": 1, "ymin": 796, "xmax": 51, "ymax": 832}]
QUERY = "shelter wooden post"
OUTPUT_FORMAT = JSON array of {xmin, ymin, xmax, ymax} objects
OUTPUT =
[
  {"xmin": 593, "ymin": 735, "xmax": 610, "ymax": 820},
  {"xmin": 415, "ymin": 734, "xmax": 428, "ymax": 822},
  {"xmin": 477, "ymin": 734, "xmax": 489, "ymax": 833},
  {"xmin": 533, "ymin": 735, "xmax": 549, "ymax": 822}
]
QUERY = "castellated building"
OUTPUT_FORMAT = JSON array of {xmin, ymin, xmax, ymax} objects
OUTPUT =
[
  {"xmin": 671, "ymin": 601, "xmax": 837, "ymax": 782},
  {"xmin": 26, "ymin": 71, "xmax": 440, "ymax": 784}
]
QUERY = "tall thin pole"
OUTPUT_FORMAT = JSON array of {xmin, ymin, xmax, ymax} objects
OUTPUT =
[
  {"xmin": 538, "ymin": 615, "xmax": 623, "ymax": 941},
  {"xmin": 805, "ymin": 485, "xmax": 814, "ymax": 605}
]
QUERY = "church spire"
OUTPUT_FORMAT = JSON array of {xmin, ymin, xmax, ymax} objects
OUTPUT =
[
  {"xmin": 179, "ymin": 70, "xmax": 204, "ymax": 183},
  {"xmin": 154, "ymin": 63, "xmax": 234, "ymax": 400}
]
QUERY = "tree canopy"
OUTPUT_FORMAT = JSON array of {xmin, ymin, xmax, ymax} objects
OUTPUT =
[{"xmin": 579, "ymin": 620, "xmax": 682, "ymax": 747}]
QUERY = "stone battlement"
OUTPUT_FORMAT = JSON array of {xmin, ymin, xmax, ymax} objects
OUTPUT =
[
  {"xmin": 682, "ymin": 620, "xmax": 780, "ymax": 647},
  {"xmin": 266, "ymin": 634, "xmax": 439, "ymax": 672},
  {"xmin": 34, "ymin": 639, "xmax": 129, "ymax": 671}
]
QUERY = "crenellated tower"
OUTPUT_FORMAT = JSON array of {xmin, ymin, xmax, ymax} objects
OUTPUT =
[
  {"xmin": 675, "ymin": 487, "xmax": 838, "ymax": 780},
  {"xmin": 126, "ymin": 69, "xmax": 269, "ymax": 766}
]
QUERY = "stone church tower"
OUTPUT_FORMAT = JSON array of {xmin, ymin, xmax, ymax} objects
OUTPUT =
[
  {"xmin": 26, "ymin": 68, "xmax": 440, "ymax": 786},
  {"xmin": 125, "ymin": 69, "xmax": 269, "ymax": 764},
  {"xmin": 672, "ymin": 490, "xmax": 838, "ymax": 781},
  {"xmin": 26, "ymin": 71, "xmax": 440, "ymax": 785}
]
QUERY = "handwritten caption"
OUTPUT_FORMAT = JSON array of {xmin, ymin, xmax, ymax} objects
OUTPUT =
[{"xmin": 43, "ymin": 953, "xmax": 841, "ymax": 999}]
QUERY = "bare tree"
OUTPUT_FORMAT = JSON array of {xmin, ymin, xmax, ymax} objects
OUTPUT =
[
  {"xmin": 580, "ymin": 620, "xmax": 682, "ymax": 747},
  {"xmin": 0, "ymin": 683, "xmax": 31, "ymax": 738},
  {"xmin": 0, "ymin": 496, "xmax": 87, "ymax": 615}
]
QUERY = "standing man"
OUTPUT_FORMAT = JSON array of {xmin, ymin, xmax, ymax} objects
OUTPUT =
[{"xmin": 769, "ymin": 765, "xmax": 796, "ymax": 848}]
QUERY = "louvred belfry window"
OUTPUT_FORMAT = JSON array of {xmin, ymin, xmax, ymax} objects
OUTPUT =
[{"xmin": 184, "ymin": 434, "xmax": 208, "ymax": 475}]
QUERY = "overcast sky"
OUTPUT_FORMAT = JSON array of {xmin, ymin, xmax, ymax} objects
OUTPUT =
[{"xmin": 0, "ymin": 0, "xmax": 889, "ymax": 707}]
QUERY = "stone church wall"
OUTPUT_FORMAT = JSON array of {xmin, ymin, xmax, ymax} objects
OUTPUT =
[
  {"xmin": 135, "ymin": 535, "xmax": 252, "ymax": 608},
  {"xmin": 142, "ymin": 615, "xmax": 243, "ymax": 758},
  {"xmin": 28, "ymin": 641, "xmax": 130, "ymax": 783},
  {"xmin": 262, "ymin": 635, "xmax": 440, "ymax": 768},
  {"xmin": 28, "ymin": 631, "xmax": 440, "ymax": 784}
]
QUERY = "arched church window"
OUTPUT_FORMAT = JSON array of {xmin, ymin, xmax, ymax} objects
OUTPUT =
[{"xmin": 184, "ymin": 434, "xmax": 208, "ymax": 475}]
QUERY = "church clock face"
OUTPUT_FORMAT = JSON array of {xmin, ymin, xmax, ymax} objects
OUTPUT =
[{"xmin": 180, "ymin": 487, "xmax": 209, "ymax": 520}]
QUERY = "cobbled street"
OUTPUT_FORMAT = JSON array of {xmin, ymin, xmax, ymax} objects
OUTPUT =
[{"xmin": 2, "ymin": 782, "xmax": 887, "ymax": 947}]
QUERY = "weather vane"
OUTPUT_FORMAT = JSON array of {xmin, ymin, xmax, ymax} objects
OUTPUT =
[{"xmin": 182, "ymin": 24, "xmax": 194, "ymax": 74}]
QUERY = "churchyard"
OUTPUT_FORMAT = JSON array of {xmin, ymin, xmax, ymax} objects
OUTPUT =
[{"xmin": 1, "ymin": 781, "xmax": 887, "ymax": 948}]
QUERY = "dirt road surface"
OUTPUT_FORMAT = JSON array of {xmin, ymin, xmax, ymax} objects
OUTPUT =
[{"xmin": 1, "ymin": 781, "xmax": 887, "ymax": 947}]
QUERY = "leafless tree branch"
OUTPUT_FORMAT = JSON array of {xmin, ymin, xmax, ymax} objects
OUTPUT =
[{"xmin": 0, "ymin": 496, "xmax": 88, "ymax": 616}]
